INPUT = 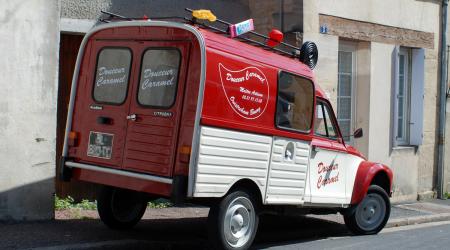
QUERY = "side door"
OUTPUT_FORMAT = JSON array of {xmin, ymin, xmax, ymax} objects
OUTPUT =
[
  {"xmin": 122, "ymin": 42, "xmax": 190, "ymax": 177},
  {"xmin": 265, "ymin": 72, "xmax": 315, "ymax": 205},
  {"xmin": 74, "ymin": 41, "xmax": 136, "ymax": 169},
  {"xmin": 308, "ymin": 99, "xmax": 348, "ymax": 204}
]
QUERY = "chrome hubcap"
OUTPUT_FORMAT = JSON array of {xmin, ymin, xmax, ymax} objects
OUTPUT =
[{"xmin": 224, "ymin": 197, "xmax": 255, "ymax": 248}]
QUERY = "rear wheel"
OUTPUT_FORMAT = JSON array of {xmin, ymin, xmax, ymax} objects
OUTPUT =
[
  {"xmin": 97, "ymin": 186, "xmax": 147, "ymax": 230},
  {"xmin": 344, "ymin": 185, "xmax": 390, "ymax": 235},
  {"xmin": 208, "ymin": 190, "xmax": 259, "ymax": 250}
]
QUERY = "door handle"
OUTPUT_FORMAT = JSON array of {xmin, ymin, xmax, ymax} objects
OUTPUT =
[
  {"xmin": 97, "ymin": 116, "xmax": 113, "ymax": 125},
  {"xmin": 126, "ymin": 114, "xmax": 137, "ymax": 121}
]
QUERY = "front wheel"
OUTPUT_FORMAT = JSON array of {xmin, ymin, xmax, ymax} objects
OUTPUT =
[
  {"xmin": 344, "ymin": 185, "xmax": 391, "ymax": 235},
  {"xmin": 97, "ymin": 186, "xmax": 147, "ymax": 230},
  {"xmin": 208, "ymin": 190, "xmax": 259, "ymax": 250}
]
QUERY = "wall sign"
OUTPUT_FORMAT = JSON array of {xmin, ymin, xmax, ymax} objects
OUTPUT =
[{"xmin": 218, "ymin": 63, "xmax": 269, "ymax": 120}]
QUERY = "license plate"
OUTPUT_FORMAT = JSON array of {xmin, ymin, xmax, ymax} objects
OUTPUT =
[{"xmin": 87, "ymin": 131, "xmax": 114, "ymax": 159}]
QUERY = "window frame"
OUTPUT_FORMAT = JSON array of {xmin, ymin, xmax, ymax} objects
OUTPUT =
[
  {"xmin": 314, "ymin": 98, "xmax": 342, "ymax": 142},
  {"xmin": 394, "ymin": 47, "xmax": 412, "ymax": 146},
  {"xmin": 92, "ymin": 47, "xmax": 133, "ymax": 106},
  {"xmin": 136, "ymin": 47, "xmax": 182, "ymax": 109},
  {"xmin": 274, "ymin": 71, "xmax": 315, "ymax": 134}
]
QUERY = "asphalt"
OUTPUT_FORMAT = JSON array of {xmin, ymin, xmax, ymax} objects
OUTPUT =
[
  {"xmin": 0, "ymin": 199, "xmax": 449, "ymax": 249},
  {"xmin": 261, "ymin": 221, "xmax": 450, "ymax": 250}
]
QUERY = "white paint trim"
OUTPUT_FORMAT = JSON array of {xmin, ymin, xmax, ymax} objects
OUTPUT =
[
  {"xmin": 60, "ymin": 18, "xmax": 96, "ymax": 34},
  {"xmin": 65, "ymin": 161, "xmax": 173, "ymax": 184}
]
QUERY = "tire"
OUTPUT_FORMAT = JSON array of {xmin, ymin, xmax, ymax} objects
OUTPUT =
[
  {"xmin": 344, "ymin": 185, "xmax": 391, "ymax": 235},
  {"xmin": 97, "ymin": 186, "xmax": 147, "ymax": 230},
  {"xmin": 207, "ymin": 190, "xmax": 259, "ymax": 250}
]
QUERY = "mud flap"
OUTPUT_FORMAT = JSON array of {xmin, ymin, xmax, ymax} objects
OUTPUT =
[
  {"xmin": 171, "ymin": 175, "xmax": 188, "ymax": 205},
  {"xmin": 60, "ymin": 156, "xmax": 72, "ymax": 182}
]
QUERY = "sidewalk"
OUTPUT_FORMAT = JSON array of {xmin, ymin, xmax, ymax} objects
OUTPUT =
[
  {"xmin": 1, "ymin": 199, "xmax": 450, "ymax": 249},
  {"xmin": 387, "ymin": 199, "xmax": 450, "ymax": 227}
]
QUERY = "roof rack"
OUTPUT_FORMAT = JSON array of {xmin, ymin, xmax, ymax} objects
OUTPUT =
[{"xmin": 98, "ymin": 9, "xmax": 318, "ymax": 69}]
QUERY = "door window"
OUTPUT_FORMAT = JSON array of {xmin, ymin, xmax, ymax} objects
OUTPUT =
[
  {"xmin": 276, "ymin": 72, "xmax": 314, "ymax": 132},
  {"xmin": 138, "ymin": 49, "xmax": 181, "ymax": 108},
  {"xmin": 93, "ymin": 48, "xmax": 132, "ymax": 104},
  {"xmin": 315, "ymin": 101, "xmax": 338, "ymax": 139}
]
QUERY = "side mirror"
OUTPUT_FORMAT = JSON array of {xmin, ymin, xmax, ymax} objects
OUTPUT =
[{"xmin": 353, "ymin": 128, "xmax": 363, "ymax": 138}]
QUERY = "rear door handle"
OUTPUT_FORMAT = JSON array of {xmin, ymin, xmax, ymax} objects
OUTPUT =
[
  {"xmin": 97, "ymin": 116, "xmax": 113, "ymax": 125},
  {"xmin": 126, "ymin": 114, "xmax": 137, "ymax": 121}
]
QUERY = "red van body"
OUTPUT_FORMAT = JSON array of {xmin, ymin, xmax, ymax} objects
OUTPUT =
[{"xmin": 61, "ymin": 19, "xmax": 393, "ymax": 249}]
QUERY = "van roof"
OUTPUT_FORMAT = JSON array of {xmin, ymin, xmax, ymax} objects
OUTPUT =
[{"xmin": 87, "ymin": 20, "xmax": 326, "ymax": 99}]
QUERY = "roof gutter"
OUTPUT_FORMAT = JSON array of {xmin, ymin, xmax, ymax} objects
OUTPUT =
[{"xmin": 437, "ymin": 0, "xmax": 448, "ymax": 199}]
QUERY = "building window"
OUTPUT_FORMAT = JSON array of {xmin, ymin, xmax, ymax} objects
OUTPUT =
[
  {"xmin": 395, "ymin": 48, "xmax": 410, "ymax": 145},
  {"xmin": 276, "ymin": 72, "xmax": 314, "ymax": 133},
  {"xmin": 337, "ymin": 42, "xmax": 356, "ymax": 143},
  {"xmin": 393, "ymin": 47, "xmax": 425, "ymax": 146}
]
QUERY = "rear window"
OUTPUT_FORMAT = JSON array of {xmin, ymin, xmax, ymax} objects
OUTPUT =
[
  {"xmin": 93, "ymin": 48, "xmax": 132, "ymax": 104},
  {"xmin": 138, "ymin": 49, "xmax": 181, "ymax": 108},
  {"xmin": 276, "ymin": 72, "xmax": 314, "ymax": 132}
]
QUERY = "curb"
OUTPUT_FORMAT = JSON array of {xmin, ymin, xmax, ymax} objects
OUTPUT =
[{"xmin": 386, "ymin": 213, "xmax": 450, "ymax": 228}]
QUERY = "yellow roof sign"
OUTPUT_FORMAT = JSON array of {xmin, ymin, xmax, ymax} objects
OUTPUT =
[{"xmin": 192, "ymin": 9, "xmax": 216, "ymax": 22}]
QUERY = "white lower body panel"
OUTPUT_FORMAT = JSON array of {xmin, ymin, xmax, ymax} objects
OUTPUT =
[
  {"xmin": 265, "ymin": 138, "xmax": 310, "ymax": 205},
  {"xmin": 192, "ymin": 126, "xmax": 272, "ymax": 198}
]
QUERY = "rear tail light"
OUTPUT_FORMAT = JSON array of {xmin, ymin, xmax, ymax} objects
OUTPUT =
[
  {"xmin": 179, "ymin": 145, "xmax": 191, "ymax": 163},
  {"xmin": 68, "ymin": 131, "xmax": 79, "ymax": 147}
]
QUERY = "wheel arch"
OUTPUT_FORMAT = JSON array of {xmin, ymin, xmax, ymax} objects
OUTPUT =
[
  {"xmin": 228, "ymin": 178, "xmax": 264, "ymax": 206},
  {"xmin": 350, "ymin": 161, "xmax": 393, "ymax": 205},
  {"xmin": 371, "ymin": 171, "xmax": 391, "ymax": 196}
]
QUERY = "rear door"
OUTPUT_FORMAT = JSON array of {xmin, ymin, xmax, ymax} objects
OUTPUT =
[
  {"xmin": 76, "ymin": 41, "xmax": 135, "ymax": 169},
  {"xmin": 122, "ymin": 42, "xmax": 190, "ymax": 177}
]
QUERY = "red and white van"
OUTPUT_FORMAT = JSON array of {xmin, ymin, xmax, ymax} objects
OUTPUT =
[{"xmin": 61, "ymin": 11, "xmax": 393, "ymax": 250}]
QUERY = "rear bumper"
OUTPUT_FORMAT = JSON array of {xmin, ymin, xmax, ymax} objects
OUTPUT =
[
  {"xmin": 65, "ymin": 161, "xmax": 173, "ymax": 184},
  {"xmin": 63, "ymin": 161, "xmax": 174, "ymax": 197}
]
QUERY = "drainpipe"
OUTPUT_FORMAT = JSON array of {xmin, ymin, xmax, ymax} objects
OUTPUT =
[{"xmin": 437, "ymin": 0, "xmax": 448, "ymax": 199}]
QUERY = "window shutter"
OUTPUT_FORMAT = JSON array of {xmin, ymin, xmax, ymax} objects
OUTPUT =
[
  {"xmin": 410, "ymin": 48, "xmax": 425, "ymax": 146},
  {"xmin": 392, "ymin": 45, "xmax": 400, "ymax": 147}
]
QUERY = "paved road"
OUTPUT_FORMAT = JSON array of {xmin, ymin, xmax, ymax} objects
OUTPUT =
[
  {"xmin": 1, "ymin": 214, "xmax": 449, "ymax": 249},
  {"xmin": 260, "ymin": 221, "xmax": 450, "ymax": 250}
]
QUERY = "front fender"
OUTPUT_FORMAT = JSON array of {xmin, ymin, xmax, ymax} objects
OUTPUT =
[{"xmin": 351, "ymin": 161, "xmax": 393, "ymax": 204}]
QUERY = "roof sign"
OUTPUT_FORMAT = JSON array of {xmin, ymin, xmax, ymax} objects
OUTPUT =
[
  {"xmin": 192, "ymin": 9, "xmax": 217, "ymax": 22},
  {"xmin": 229, "ymin": 19, "xmax": 254, "ymax": 38}
]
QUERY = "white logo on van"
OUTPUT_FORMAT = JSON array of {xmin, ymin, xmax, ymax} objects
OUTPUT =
[
  {"xmin": 219, "ymin": 63, "xmax": 269, "ymax": 120},
  {"xmin": 141, "ymin": 69, "xmax": 175, "ymax": 89},
  {"xmin": 96, "ymin": 67, "xmax": 127, "ymax": 86}
]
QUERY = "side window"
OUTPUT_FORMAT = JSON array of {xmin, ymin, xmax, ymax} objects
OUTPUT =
[
  {"xmin": 93, "ymin": 48, "xmax": 132, "ymax": 104},
  {"xmin": 276, "ymin": 72, "xmax": 314, "ymax": 132},
  {"xmin": 138, "ymin": 49, "xmax": 181, "ymax": 108},
  {"xmin": 315, "ymin": 101, "xmax": 338, "ymax": 139}
]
